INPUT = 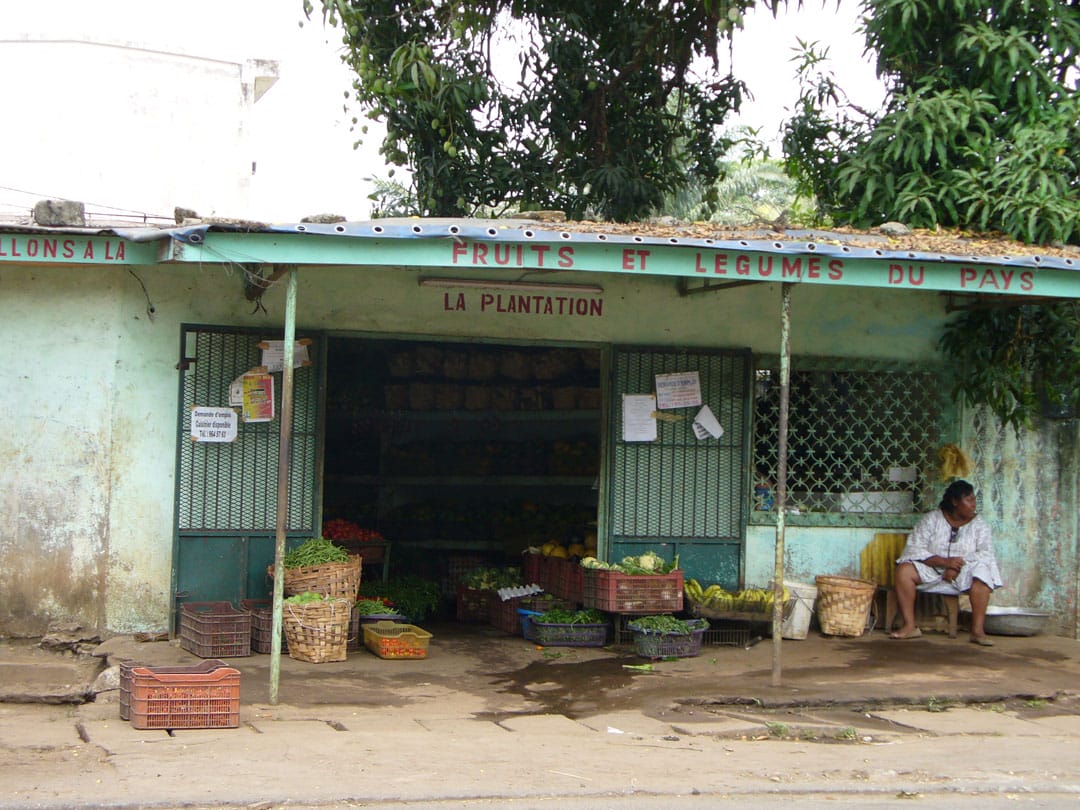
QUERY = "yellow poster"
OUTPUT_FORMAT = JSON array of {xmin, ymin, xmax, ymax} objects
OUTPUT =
[{"xmin": 242, "ymin": 373, "xmax": 275, "ymax": 423}]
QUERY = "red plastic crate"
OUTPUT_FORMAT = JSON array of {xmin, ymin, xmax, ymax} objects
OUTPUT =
[
  {"xmin": 120, "ymin": 660, "xmax": 229, "ymax": 721},
  {"xmin": 521, "ymin": 552, "xmax": 542, "ymax": 584},
  {"xmin": 456, "ymin": 586, "xmax": 493, "ymax": 621},
  {"xmin": 179, "ymin": 601, "xmax": 251, "ymax": 658},
  {"xmin": 128, "ymin": 665, "xmax": 241, "ymax": 730},
  {"xmin": 582, "ymin": 569, "xmax": 684, "ymax": 614},
  {"xmin": 535, "ymin": 557, "xmax": 554, "ymax": 593},
  {"xmin": 487, "ymin": 595, "xmax": 525, "ymax": 635},
  {"xmin": 553, "ymin": 558, "xmax": 584, "ymax": 605}
]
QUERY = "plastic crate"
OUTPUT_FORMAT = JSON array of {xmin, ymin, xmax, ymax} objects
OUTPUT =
[
  {"xmin": 520, "ymin": 594, "xmax": 571, "ymax": 613},
  {"xmin": 128, "ymin": 665, "xmax": 241, "ymax": 730},
  {"xmin": 582, "ymin": 570, "xmax": 684, "ymax": 614},
  {"xmin": 628, "ymin": 618, "xmax": 708, "ymax": 659},
  {"xmin": 488, "ymin": 595, "xmax": 525, "ymax": 635},
  {"xmin": 363, "ymin": 621, "xmax": 433, "ymax": 659},
  {"xmin": 456, "ymin": 586, "xmax": 493, "ymax": 622},
  {"xmin": 518, "ymin": 609, "xmax": 542, "ymax": 642},
  {"xmin": 239, "ymin": 599, "xmax": 287, "ymax": 655},
  {"xmin": 348, "ymin": 606, "xmax": 407, "ymax": 651},
  {"xmin": 179, "ymin": 602, "xmax": 252, "ymax": 658},
  {"xmin": 531, "ymin": 619, "xmax": 610, "ymax": 647},
  {"xmin": 120, "ymin": 659, "xmax": 229, "ymax": 721},
  {"xmin": 522, "ymin": 552, "xmax": 542, "ymax": 584},
  {"xmin": 548, "ymin": 558, "xmax": 584, "ymax": 605}
]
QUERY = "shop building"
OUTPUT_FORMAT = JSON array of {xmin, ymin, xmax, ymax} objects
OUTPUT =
[{"xmin": 0, "ymin": 216, "xmax": 1076, "ymax": 637}]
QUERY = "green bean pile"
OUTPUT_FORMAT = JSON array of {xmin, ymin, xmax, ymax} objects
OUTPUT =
[{"xmin": 284, "ymin": 537, "xmax": 350, "ymax": 569}]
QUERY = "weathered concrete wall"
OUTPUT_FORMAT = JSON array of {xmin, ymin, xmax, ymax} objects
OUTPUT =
[
  {"xmin": 5, "ymin": 257, "xmax": 1049, "ymax": 636},
  {"xmin": 965, "ymin": 407, "xmax": 1079, "ymax": 637},
  {"xmin": 0, "ymin": 268, "xmax": 120, "ymax": 635}
]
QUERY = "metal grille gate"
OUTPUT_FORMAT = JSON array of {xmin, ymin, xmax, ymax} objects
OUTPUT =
[
  {"xmin": 173, "ymin": 325, "xmax": 322, "ymax": 611},
  {"xmin": 608, "ymin": 346, "xmax": 751, "ymax": 587}
]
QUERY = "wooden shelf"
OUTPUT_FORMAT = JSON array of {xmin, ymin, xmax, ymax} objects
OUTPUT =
[{"xmin": 326, "ymin": 474, "xmax": 595, "ymax": 487}]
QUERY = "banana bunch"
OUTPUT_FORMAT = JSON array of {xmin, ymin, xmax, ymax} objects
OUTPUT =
[{"xmin": 685, "ymin": 579, "xmax": 789, "ymax": 614}]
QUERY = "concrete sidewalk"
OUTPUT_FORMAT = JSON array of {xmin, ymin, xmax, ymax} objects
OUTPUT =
[{"xmin": 3, "ymin": 624, "xmax": 1080, "ymax": 808}]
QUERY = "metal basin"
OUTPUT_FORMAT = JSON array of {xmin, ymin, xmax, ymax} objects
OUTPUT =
[{"xmin": 964, "ymin": 606, "xmax": 1051, "ymax": 636}]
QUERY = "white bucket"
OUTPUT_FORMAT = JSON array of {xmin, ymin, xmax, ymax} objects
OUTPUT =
[{"xmin": 781, "ymin": 580, "xmax": 818, "ymax": 640}]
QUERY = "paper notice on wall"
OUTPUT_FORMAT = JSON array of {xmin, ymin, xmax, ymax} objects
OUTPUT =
[
  {"xmin": 622, "ymin": 394, "xmax": 658, "ymax": 442},
  {"xmin": 692, "ymin": 404, "xmax": 724, "ymax": 440},
  {"xmin": 888, "ymin": 465, "xmax": 918, "ymax": 482},
  {"xmin": 241, "ymin": 373, "xmax": 275, "ymax": 423},
  {"xmin": 190, "ymin": 407, "xmax": 238, "ymax": 442},
  {"xmin": 259, "ymin": 339, "xmax": 311, "ymax": 372},
  {"xmin": 654, "ymin": 371, "xmax": 702, "ymax": 410}
]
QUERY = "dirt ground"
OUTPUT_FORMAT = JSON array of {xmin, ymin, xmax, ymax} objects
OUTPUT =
[{"xmin": 4, "ymin": 622, "xmax": 1080, "ymax": 809}]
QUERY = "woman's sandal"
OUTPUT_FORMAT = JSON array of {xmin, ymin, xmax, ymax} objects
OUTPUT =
[{"xmin": 889, "ymin": 628, "xmax": 922, "ymax": 640}]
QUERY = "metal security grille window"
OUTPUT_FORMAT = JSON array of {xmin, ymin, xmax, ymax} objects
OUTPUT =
[
  {"xmin": 176, "ymin": 326, "xmax": 320, "ymax": 533},
  {"xmin": 751, "ymin": 358, "xmax": 952, "ymax": 528}
]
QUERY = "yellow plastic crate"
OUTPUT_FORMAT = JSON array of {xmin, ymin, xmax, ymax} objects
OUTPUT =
[{"xmin": 363, "ymin": 621, "xmax": 433, "ymax": 659}]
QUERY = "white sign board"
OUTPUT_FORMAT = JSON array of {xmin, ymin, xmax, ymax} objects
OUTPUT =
[
  {"xmin": 654, "ymin": 371, "xmax": 702, "ymax": 410},
  {"xmin": 692, "ymin": 404, "xmax": 724, "ymax": 440},
  {"xmin": 622, "ymin": 394, "xmax": 658, "ymax": 442},
  {"xmin": 260, "ymin": 340, "xmax": 311, "ymax": 372},
  {"xmin": 190, "ymin": 407, "xmax": 238, "ymax": 442}
]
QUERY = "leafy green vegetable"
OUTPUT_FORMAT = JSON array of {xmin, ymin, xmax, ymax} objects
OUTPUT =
[
  {"xmin": 535, "ymin": 608, "xmax": 606, "ymax": 625},
  {"xmin": 284, "ymin": 591, "xmax": 330, "ymax": 605},
  {"xmin": 284, "ymin": 537, "xmax": 349, "ymax": 569},
  {"xmin": 359, "ymin": 576, "xmax": 443, "ymax": 622},
  {"xmin": 354, "ymin": 598, "xmax": 401, "ymax": 616},
  {"xmin": 626, "ymin": 614, "xmax": 708, "ymax": 635}
]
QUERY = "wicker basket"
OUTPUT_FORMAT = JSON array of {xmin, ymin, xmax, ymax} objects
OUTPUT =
[
  {"xmin": 815, "ymin": 575, "xmax": 876, "ymax": 637},
  {"xmin": 269, "ymin": 555, "xmax": 362, "ymax": 601},
  {"xmin": 282, "ymin": 598, "xmax": 353, "ymax": 663}
]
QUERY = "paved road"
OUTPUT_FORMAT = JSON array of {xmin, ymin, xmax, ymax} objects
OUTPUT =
[{"xmin": 3, "ymin": 693, "xmax": 1080, "ymax": 808}]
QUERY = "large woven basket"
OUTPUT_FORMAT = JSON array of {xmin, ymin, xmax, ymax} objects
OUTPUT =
[
  {"xmin": 815, "ymin": 575, "xmax": 876, "ymax": 637},
  {"xmin": 282, "ymin": 598, "xmax": 352, "ymax": 663},
  {"xmin": 269, "ymin": 555, "xmax": 362, "ymax": 601}
]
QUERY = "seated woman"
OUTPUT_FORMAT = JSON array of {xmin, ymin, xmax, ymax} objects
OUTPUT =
[{"xmin": 891, "ymin": 479, "xmax": 1003, "ymax": 645}]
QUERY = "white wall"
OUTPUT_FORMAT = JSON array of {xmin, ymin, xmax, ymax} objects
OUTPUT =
[{"xmin": 0, "ymin": 0, "xmax": 370, "ymax": 223}]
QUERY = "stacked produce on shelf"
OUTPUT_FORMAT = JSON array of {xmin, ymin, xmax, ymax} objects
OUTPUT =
[
  {"xmin": 382, "ymin": 437, "xmax": 597, "ymax": 476},
  {"xmin": 321, "ymin": 519, "xmax": 385, "ymax": 545},
  {"xmin": 383, "ymin": 500, "xmax": 593, "ymax": 547}
]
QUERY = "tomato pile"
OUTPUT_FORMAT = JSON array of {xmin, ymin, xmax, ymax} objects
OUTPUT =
[
  {"xmin": 322, "ymin": 519, "xmax": 385, "ymax": 543},
  {"xmin": 372, "ymin": 637, "xmax": 427, "ymax": 658}
]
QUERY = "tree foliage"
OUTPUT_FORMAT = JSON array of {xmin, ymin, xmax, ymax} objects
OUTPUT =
[
  {"xmin": 783, "ymin": 0, "xmax": 1080, "ymax": 246},
  {"xmin": 939, "ymin": 303, "xmax": 1080, "ymax": 431},
  {"xmin": 309, "ymin": 0, "xmax": 777, "ymax": 221}
]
